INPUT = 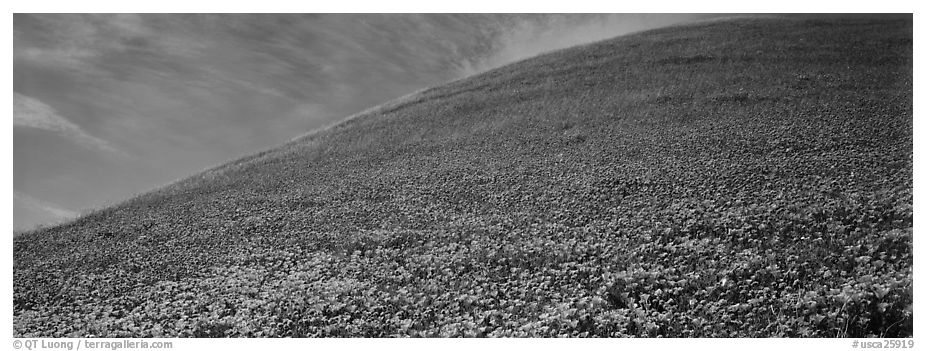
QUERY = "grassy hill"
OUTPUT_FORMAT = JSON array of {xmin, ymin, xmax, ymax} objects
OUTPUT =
[{"xmin": 13, "ymin": 16, "xmax": 912, "ymax": 337}]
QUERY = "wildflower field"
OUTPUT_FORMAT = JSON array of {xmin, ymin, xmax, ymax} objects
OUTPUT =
[{"xmin": 13, "ymin": 16, "xmax": 912, "ymax": 337}]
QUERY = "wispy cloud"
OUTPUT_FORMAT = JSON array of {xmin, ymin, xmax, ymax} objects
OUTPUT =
[
  {"xmin": 14, "ymin": 192, "xmax": 79, "ymax": 220},
  {"xmin": 14, "ymin": 92, "xmax": 124, "ymax": 155}
]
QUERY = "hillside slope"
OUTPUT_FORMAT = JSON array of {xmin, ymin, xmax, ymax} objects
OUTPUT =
[{"xmin": 14, "ymin": 16, "xmax": 912, "ymax": 337}]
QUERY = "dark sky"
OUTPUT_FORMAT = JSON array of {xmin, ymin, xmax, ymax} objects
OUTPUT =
[{"xmin": 13, "ymin": 13, "xmax": 714, "ymax": 232}]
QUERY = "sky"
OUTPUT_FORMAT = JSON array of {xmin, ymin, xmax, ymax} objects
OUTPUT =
[{"xmin": 13, "ymin": 13, "xmax": 715, "ymax": 232}]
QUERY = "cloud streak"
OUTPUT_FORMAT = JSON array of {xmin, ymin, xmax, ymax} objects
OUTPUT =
[
  {"xmin": 14, "ymin": 192, "xmax": 79, "ymax": 220},
  {"xmin": 14, "ymin": 92, "xmax": 123, "ymax": 155}
]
